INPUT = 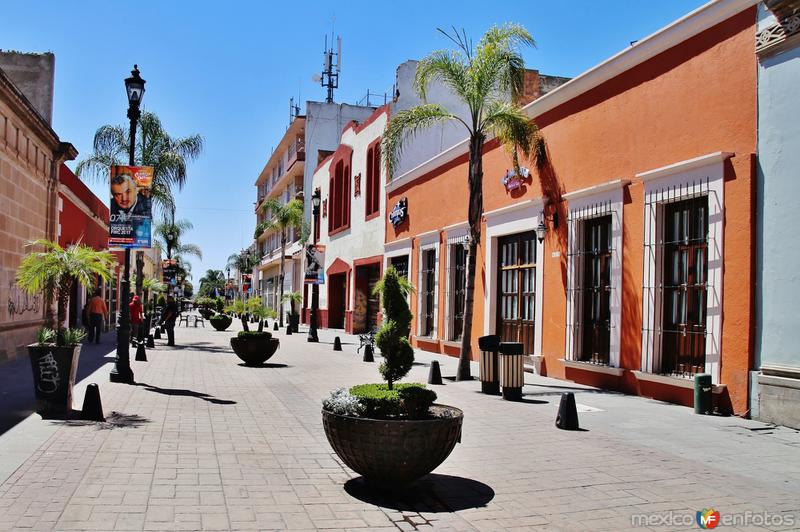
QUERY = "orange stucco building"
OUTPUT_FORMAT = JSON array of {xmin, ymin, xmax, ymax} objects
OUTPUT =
[{"xmin": 385, "ymin": 0, "xmax": 758, "ymax": 414}]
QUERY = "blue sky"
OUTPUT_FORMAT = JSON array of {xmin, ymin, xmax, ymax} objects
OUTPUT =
[{"xmin": 3, "ymin": 0, "xmax": 704, "ymax": 281}]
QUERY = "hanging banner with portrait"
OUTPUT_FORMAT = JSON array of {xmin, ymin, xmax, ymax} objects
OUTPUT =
[
  {"xmin": 108, "ymin": 165, "xmax": 154, "ymax": 248},
  {"xmin": 304, "ymin": 244, "xmax": 325, "ymax": 284}
]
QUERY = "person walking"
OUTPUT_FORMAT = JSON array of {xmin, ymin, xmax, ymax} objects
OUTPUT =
[
  {"xmin": 161, "ymin": 295, "xmax": 178, "ymax": 346},
  {"xmin": 129, "ymin": 295, "xmax": 144, "ymax": 345},
  {"xmin": 86, "ymin": 290, "xmax": 108, "ymax": 344}
]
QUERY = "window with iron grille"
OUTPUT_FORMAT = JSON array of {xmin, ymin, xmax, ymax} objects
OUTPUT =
[
  {"xmin": 419, "ymin": 246, "xmax": 438, "ymax": 337},
  {"xmin": 642, "ymin": 179, "xmax": 713, "ymax": 379},
  {"xmin": 566, "ymin": 203, "xmax": 615, "ymax": 365},
  {"xmin": 445, "ymin": 241, "xmax": 467, "ymax": 341}
]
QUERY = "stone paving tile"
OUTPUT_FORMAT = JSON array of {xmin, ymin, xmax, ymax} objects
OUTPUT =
[{"xmin": 0, "ymin": 324, "xmax": 799, "ymax": 531}]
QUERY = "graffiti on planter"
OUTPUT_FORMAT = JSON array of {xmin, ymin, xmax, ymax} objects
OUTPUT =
[
  {"xmin": 37, "ymin": 352, "xmax": 60, "ymax": 393},
  {"xmin": 7, "ymin": 282, "xmax": 40, "ymax": 317}
]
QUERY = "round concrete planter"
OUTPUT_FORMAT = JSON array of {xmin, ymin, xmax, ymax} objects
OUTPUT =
[
  {"xmin": 210, "ymin": 315, "xmax": 233, "ymax": 331},
  {"xmin": 322, "ymin": 405, "xmax": 463, "ymax": 485},
  {"xmin": 230, "ymin": 333, "xmax": 279, "ymax": 366}
]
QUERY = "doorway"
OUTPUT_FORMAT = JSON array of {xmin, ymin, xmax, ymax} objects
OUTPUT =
[{"xmin": 327, "ymin": 273, "xmax": 348, "ymax": 329}]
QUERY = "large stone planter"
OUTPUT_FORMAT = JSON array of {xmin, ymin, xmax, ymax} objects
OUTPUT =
[
  {"xmin": 322, "ymin": 405, "xmax": 463, "ymax": 485},
  {"xmin": 210, "ymin": 315, "xmax": 233, "ymax": 331},
  {"xmin": 27, "ymin": 344, "xmax": 81, "ymax": 418},
  {"xmin": 230, "ymin": 332, "xmax": 280, "ymax": 366}
]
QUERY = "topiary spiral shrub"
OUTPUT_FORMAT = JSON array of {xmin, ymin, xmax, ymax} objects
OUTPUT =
[{"xmin": 374, "ymin": 267, "xmax": 414, "ymax": 389}]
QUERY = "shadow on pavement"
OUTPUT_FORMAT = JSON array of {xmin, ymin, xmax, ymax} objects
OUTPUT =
[
  {"xmin": 0, "ymin": 336, "xmax": 117, "ymax": 436},
  {"xmin": 344, "ymin": 474, "xmax": 494, "ymax": 512},
  {"xmin": 49, "ymin": 410, "xmax": 151, "ymax": 430},
  {"xmin": 164, "ymin": 342, "xmax": 232, "ymax": 354},
  {"xmin": 136, "ymin": 382, "xmax": 237, "ymax": 405},
  {"xmin": 236, "ymin": 363, "xmax": 289, "ymax": 369}
]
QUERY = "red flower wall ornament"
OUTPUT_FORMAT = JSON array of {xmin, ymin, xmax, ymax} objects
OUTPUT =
[
  {"xmin": 322, "ymin": 198, "xmax": 327, "ymax": 218},
  {"xmin": 354, "ymin": 173, "xmax": 361, "ymax": 197}
]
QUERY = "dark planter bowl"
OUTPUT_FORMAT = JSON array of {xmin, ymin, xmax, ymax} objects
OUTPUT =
[
  {"xmin": 322, "ymin": 405, "xmax": 463, "ymax": 485},
  {"xmin": 210, "ymin": 315, "xmax": 233, "ymax": 331},
  {"xmin": 27, "ymin": 344, "xmax": 81, "ymax": 418},
  {"xmin": 198, "ymin": 308, "xmax": 215, "ymax": 319},
  {"xmin": 230, "ymin": 333, "xmax": 280, "ymax": 366}
]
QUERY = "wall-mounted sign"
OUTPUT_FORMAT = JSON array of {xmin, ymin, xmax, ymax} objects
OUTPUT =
[
  {"xmin": 322, "ymin": 199, "xmax": 327, "ymax": 218},
  {"xmin": 502, "ymin": 166, "xmax": 529, "ymax": 192},
  {"xmin": 304, "ymin": 244, "xmax": 326, "ymax": 285},
  {"xmin": 109, "ymin": 165, "xmax": 153, "ymax": 248},
  {"xmin": 389, "ymin": 197, "xmax": 408, "ymax": 228},
  {"xmin": 354, "ymin": 173, "xmax": 361, "ymax": 197}
]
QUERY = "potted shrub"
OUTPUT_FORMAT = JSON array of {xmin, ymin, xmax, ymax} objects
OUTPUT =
[
  {"xmin": 195, "ymin": 296, "xmax": 215, "ymax": 319},
  {"xmin": 282, "ymin": 291, "xmax": 302, "ymax": 332},
  {"xmin": 209, "ymin": 313, "xmax": 233, "ymax": 331},
  {"xmin": 321, "ymin": 267, "xmax": 463, "ymax": 485},
  {"xmin": 230, "ymin": 331, "xmax": 280, "ymax": 366},
  {"xmin": 16, "ymin": 240, "xmax": 114, "ymax": 417}
]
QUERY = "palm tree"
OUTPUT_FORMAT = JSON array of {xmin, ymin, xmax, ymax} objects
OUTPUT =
[
  {"xmin": 16, "ymin": 240, "xmax": 115, "ymax": 334},
  {"xmin": 382, "ymin": 24, "xmax": 540, "ymax": 380},
  {"xmin": 226, "ymin": 249, "xmax": 258, "ymax": 301},
  {"xmin": 76, "ymin": 111, "xmax": 204, "ymax": 297},
  {"xmin": 198, "ymin": 269, "xmax": 225, "ymax": 297},
  {"xmin": 154, "ymin": 219, "xmax": 202, "ymax": 261},
  {"xmin": 260, "ymin": 198, "xmax": 304, "ymax": 327}
]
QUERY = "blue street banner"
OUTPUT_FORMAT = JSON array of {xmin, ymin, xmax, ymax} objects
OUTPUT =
[{"xmin": 109, "ymin": 165, "xmax": 153, "ymax": 248}]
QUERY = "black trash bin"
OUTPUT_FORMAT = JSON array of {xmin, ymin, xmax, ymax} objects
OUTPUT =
[
  {"xmin": 478, "ymin": 334, "xmax": 500, "ymax": 395},
  {"xmin": 499, "ymin": 342, "xmax": 524, "ymax": 401},
  {"xmin": 694, "ymin": 373, "xmax": 713, "ymax": 415}
]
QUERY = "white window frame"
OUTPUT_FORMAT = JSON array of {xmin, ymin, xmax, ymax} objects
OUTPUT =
[
  {"xmin": 563, "ymin": 180, "xmax": 628, "ymax": 368},
  {"xmin": 416, "ymin": 230, "xmax": 440, "ymax": 340},
  {"xmin": 443, "ymin": 222, "xmax": 469, "ymax": 343},
  {"xmin": 484, "ymin": 199, "xmax": 545, "ymax": 356},
  {"xmin": 638, "ymin": 152, "xmax": 730, "ymax": 385}
]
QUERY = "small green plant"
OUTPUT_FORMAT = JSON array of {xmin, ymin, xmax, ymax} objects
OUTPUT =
[
  {"xmin": 237, "ymin": 330, "xmax": 271, "ymax": 339},
  {"xmin": 349, "ymin": 383, "xmax": 436, "ymax": 419},
  {"xmin": 374, "ymin": 267, "xmax": 415, "ymax": 389},
  {"xmin": 215, "ymin": 297, "xmax": 225, "ymax": 313},
  {"xmin": 231, "ymin": 300, "xmax": 249, "ymax": 331},
  {"xmin": 282, "ymin": 291, "xmax": 303, "ymax": 316},
  {"xmin": 62, "ymin": 328, "xmax": 87, "ymax": 346},
  {"xmin": 251, "ymin": 306, "xmax": 270, "ymax": 332},
  {"xmin": 36, "ymin": 327, "xmax": 56, "ymax": 346}
]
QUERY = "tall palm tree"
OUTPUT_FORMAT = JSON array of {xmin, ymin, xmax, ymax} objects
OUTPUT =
[
  {"xmin": 16, "ymin": 240, "xmax": 115, "ymax": 333},
  {"xmin": 76, "ymin": 111, "xmax": 204, "ymax": 297},
  {"xmin": 154, "ymin": 219, "xmax": 202, "ymax": 261},
  {"xmin": 260, "ymin": 198, "xmax": 304, "ymax": 327},
  {"xmin": 198, "ymin": 269, "xmax": 225, "ymax": 297},
  {"xmin": 226, "ymin": 249, "xmax": 259, "ymax": 301},
  {"xmin": 382, "ymin": 24, "xmax": 540, "ymax": 380}
]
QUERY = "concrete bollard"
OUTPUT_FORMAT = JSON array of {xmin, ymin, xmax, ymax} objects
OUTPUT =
[
  {"xmin": 135, "ymin": 343, "xmax": 147, "ymax": 362},
  {"xmin": 333, "ymin": 337, "xmax": 342, "ymax": 351},
  {"xmin": 146, "ymin": 335, "xmax": 155, "ymax": 348},
  {"xmin": 555, "ymin": 392, "xmax": 580, "ymax": 430},
  {"xmin": 80, "ymin": 383, "xmax": 105, "ymax": 422},
  {"xmin": 154, "ymin": 328, "xmax": 162, "ymax": 340},
  {"xmin": 428, "ymin": 361, "xmax": 443, "ymax": 385},
  {"xmin": 286, "ymin": 325, "xmax": 292, "ymax": 336},
  {"xmin": 273, "ymin": 321, "xmax": 279, "ymax": 331},
  {"xmin": 362, "ymin": 344, "xmax": 374, "ymax": 362}
]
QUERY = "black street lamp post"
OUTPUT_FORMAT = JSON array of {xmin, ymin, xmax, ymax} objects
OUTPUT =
[
  {"xmin": 111, "ymin": 64, "xmax": 145, "ymax": 384},
  {"xmin": 308, "ymin": 189, "xmax": 321, "ymax": 343}
]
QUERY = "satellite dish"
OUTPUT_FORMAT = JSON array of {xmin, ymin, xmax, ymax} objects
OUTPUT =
[{"xmin": 312, "ymin": 73, "xmax": 322, "ymax": 83}]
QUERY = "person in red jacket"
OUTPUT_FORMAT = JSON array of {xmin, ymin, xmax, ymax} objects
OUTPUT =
[{"xmin": 129, "ymin": 294, "xmax": 144, "ymax": 345}]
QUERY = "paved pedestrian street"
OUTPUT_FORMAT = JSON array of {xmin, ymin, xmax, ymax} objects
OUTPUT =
[{"xmin": 0, "ymin": 323, "xmax": 799, "ymax": 532}]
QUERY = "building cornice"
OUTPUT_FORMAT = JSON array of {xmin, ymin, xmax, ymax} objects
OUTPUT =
[
  {"xmin": 635, "ymin": 151, "xmax": 734, "ymax": 182},
  {"xmin": 0, "ymin": 67, "xmax": 64, "ymax": 151},
  {"xmin": 563, "ymin": 179, "xmax": 631, "ymax": 201}
]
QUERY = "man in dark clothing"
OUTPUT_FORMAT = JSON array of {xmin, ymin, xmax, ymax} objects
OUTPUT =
[{"xmin": 162, "ymin": 295, "xmax": 179, "ymax": 346}]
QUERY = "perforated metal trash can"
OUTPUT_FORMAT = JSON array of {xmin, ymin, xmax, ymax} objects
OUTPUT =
[
  {"xmin": 499, "ymin": 342, "xmax": 524, "ymax": 401},
  {"xmin": 478, "ymin": 335, "xmax": 500, "ymax": 395}
]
